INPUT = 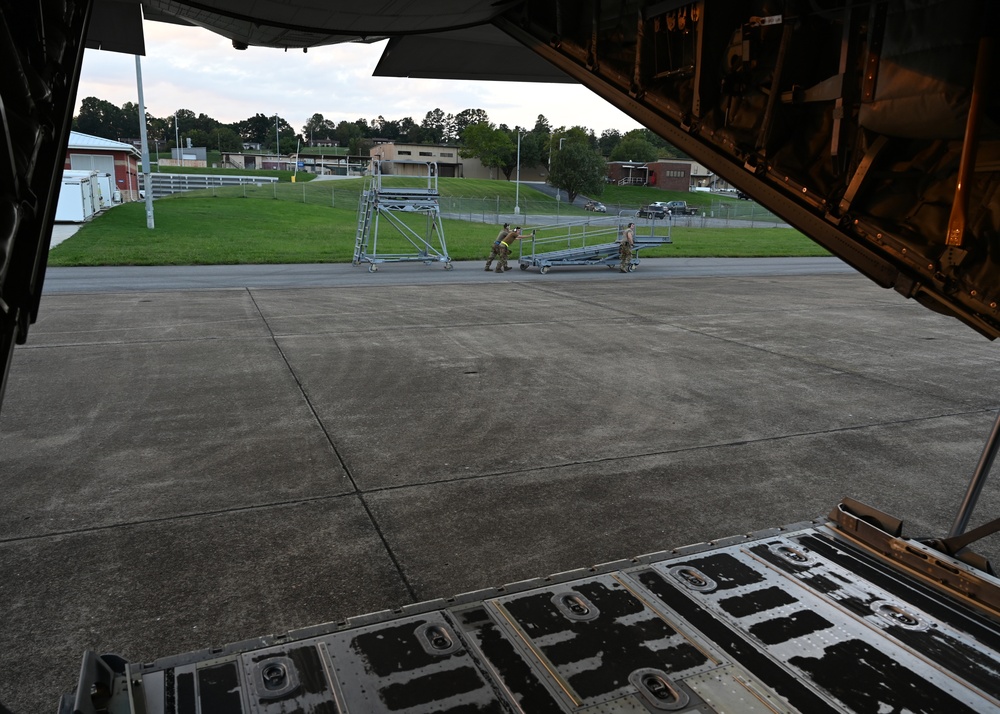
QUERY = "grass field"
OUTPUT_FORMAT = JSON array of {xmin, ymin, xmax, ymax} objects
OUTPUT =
[{"xmin": 49, "ymin": 189, "xmax": 829, "ymax": 266}]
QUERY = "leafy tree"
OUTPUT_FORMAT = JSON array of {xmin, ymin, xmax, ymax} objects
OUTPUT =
[
  {"xmin": 532, "ymin": 114, "xmax": 551, "ymax": 134},
  {"xmin": 235, "ymin": 113, "xmax": 274, "ymax": 145},
  {"xmin": 598, "ymin": 128, "xmax": 622, "ymax": 156},
  {"xmin": 351, "ymin": 137, "xmax": 374, "ymax": 156},
  {"xmin": 264, "ymin": 116, "xmax": 295, "ymax": 152},
  {"xmin": 185, "ymin": 129, "xmax": 213, "ymax": 149},
  {"xmin": 303, "ymin": 113, "xmax": 335, "ymax": 144},
  {"xmin": 170, "ymin": 108, "xmax": 198, "ymax": 144},
  {"xmin": 215, "ymin": 126, "xmax": 243, "ymax": 152},
  {"xmin": 396, "ymin": 117, "xmax": 420, "ymax": 142},
  {"xmin": 548, "ymin": 142, "xmax": 607, "ymax": 203},
  {"xmin": 609, "ymin": 135, "xmax": 659, "ymax": 162},
  {"xmin": 453, "ymin": 108, "xmax": 489, "ymax": 137},
  {"xmin": 460, "ymin": 123, "xmax": 516, "ymax": 179},
  {"xmin": 119, "ymin": 101, "xmax": 141, "ymax": 137},
  {"xmin": 421, "ymin": 108, "xmax": 448, "ymax": 144},
  {"xmin": 143, "ymin": 115, "xmax": 171, "ymax": 145},
  {"xmin": 516, "ymin": 128, "xmax": 548, "ymax": 172},
  {"xmin": 73, "ymin": 97, "xmax": 128, "ymax": 139},
  {"xmin": 620, "ymin": 128, "xmax": 690, "ymax": 159},
  {"xmin": 334, "ymin": 119, "xmax": 366, "ymax": 149}
]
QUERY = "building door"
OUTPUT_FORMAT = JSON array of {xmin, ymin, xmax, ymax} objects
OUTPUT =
[{"xmin": 70, "ymin": 153, "xmax": 114, "ymax": 175}]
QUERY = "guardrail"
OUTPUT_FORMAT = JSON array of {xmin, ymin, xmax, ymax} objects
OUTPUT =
[{"xmin": 138, "ymin": 173, "xmax": 279, "ymax": 198}]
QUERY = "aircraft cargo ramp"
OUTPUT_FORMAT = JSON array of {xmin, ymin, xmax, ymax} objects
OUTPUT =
[
  {"xmin": 65, "ymin": 501, "xmax": 1000, "ymax": 713},
  {"xmin": 517, "ymin": 218, "xmax": 671, "ymax": 274}
]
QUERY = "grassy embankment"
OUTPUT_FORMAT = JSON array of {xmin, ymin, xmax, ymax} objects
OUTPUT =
[{"xmin": 49, "ymin": 179, "xmax": 829, "ymax": 266}]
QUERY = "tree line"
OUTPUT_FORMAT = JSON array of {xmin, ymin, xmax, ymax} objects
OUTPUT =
[
  {"xmin": 73, "ymin": 96, "xmax": 691, "ymax": 202},
  {"xmin": 73, "ymin": 96, "xmax": 686, "ymax": 162}
]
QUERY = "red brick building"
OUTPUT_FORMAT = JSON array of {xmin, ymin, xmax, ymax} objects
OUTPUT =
[
  {"xmin": 606, "ymin": 160, "xmax": 691, "ymax": 191},
  {"xmin": 65, "ymin": 131, "xmax": 142, "ymax": 201}
]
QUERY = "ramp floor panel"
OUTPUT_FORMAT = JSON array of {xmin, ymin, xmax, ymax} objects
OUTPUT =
[{"xmin": 72, "ymin": 521, "xmax": 1000, "ymax": 713}]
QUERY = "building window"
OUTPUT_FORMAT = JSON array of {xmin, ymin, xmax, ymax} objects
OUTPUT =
[
  {"xmin": 398, "ymin": 150, "xmax": 411, "ymax": 155},
  {"xmin": 440, "ymin": 152, "xmax": 453, "ymax": 157},
  {"xmin": 419, "ymin": 151, "xmax": 433, "ymax": 156}
]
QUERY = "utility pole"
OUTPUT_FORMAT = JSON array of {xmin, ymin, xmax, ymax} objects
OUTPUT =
[
  {"xmin": 135, "ymin": 54, "xmax": 154, "ymax": 228},
  {"xmin": 514, "ymin": 130, "xmax": 523, "ymax": 215},
  {"xmin": 275, "ymin": 114, "xmax": 280, "ymax": 166}
]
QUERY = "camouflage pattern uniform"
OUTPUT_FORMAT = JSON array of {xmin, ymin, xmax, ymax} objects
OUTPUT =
[
  {"xmin": 619, "ymin": 224, "xmax": 635, "ymax": 272},
  {"xmin": 485, "ymin": 224, "xmax": 510, "ymax": 271},
  {"xmin": 495, "ymin": 227, "xmax": 523, "ymax": 272}
]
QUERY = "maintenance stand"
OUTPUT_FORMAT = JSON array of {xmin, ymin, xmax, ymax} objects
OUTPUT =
[
  {"xmin": 353, "ymin": 159, "xmax": 452, "ymax": 272},
  {"xmin": 517, "ymin": 215, "xmax": 671, "ymax": 274}
]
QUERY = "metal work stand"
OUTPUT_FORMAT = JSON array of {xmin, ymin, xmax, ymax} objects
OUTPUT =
[{"xmin": 352, "ymin": 160, "xmax": 452, "ymax": 272}]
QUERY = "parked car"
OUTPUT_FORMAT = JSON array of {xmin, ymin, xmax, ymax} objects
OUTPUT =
[
  {"xmin": 665, "ymin": 200, "xmax": 699, "ymax": 216},
  {"xmin": 584, "ymin": 201, "xmax": 607, "ymax": 212},
  {"xmin": 636, "ymin": 201, "xmax": 668, "ymax": 219}
]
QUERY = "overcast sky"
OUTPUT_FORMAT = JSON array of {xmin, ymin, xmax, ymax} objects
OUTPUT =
[{"xmin": 76, "ymin": 19, "xmax": 644, "ymax": 137}]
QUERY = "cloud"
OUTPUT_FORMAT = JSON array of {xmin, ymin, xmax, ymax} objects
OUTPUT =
[{"xmin": 77, "ymin": 21, "xmax": 643, "ymax": 136}]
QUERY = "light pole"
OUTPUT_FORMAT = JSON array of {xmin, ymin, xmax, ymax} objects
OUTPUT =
[
  {"xmin": 514, "ymin": 130, "xmax": 524, "ymax": 215},
  {"xmin": 275, "ymin": 114, "xmax": 280, "ymax": 167},
  {"xmin": 134, "ymin": 54, "xmax": 154, "ymax": 228},
  {"xmin": 174, "ymin": 111, "xmax": 180, "ymax": 165}
]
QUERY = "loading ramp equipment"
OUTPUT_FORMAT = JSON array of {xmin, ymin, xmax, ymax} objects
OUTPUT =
[
  {"xmin": 353, "ymin": 160, "xmax": 452, "ymax": 272},
  {"xmin": 517, "ymin": 216, "xmax": 671, "ymax": 274},
  {"xmin": 65, "ymin": 499, "xmax": 1000, "ymax": 713}
]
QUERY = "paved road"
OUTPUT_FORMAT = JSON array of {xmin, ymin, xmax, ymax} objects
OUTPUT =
[{"xmin": 42, "ymin": 257, "xmax": 853, "ymax": 292}]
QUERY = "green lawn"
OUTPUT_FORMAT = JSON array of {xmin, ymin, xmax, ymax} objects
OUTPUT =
[{"xmin": 49, "ymin": 192, "xmax": 828, "ymax": 266}]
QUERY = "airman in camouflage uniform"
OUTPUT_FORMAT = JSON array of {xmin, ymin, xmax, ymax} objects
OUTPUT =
[
  {"xmin": 485, "ymin": 223, "xmax": 510, "ymax": 271},
  {"xmin": 619, "ymin": 222, "xmax": 635, "ymax": 272},
  {"xmin": 496, "ymin": 227, "xmax": 530, "ymax": 273}
]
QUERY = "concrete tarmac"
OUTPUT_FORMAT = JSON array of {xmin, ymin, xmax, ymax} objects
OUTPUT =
[{"xmin": 2, "ymin": 260, "xmax": 1000, "ymax": 712}]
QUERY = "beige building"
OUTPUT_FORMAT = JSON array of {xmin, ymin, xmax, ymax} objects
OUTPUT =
[{"xmin": 370, "ymin": 143, "xmax": 549, "ymax": 181}]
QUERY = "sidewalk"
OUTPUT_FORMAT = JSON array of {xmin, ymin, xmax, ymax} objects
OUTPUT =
[{"xmin": 49, "ymin": 223, "xmax": 81, "ymax": 248}]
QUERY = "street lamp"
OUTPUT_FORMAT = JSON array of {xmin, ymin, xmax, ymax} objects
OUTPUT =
[{"xmin": 514, "ymin": 129, "xmax": 524, "ymax": 215}]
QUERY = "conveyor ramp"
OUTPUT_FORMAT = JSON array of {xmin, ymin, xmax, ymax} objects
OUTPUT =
[{"xmin": 517, "ymin": 216, "xmax": 671, "ymax": 274}]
